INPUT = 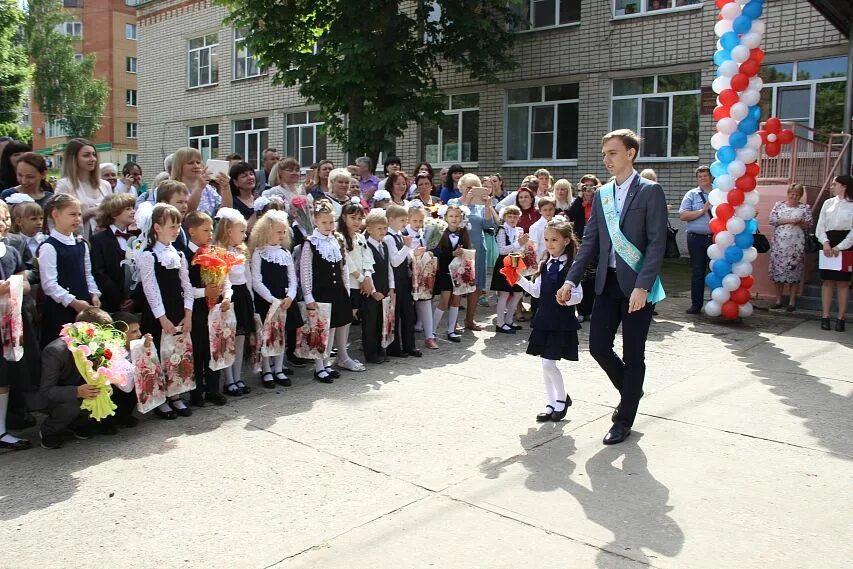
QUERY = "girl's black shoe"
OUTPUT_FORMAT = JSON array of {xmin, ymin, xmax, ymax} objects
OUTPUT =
[
  {"xmin": 836, "ymin": 319, "xmax": 846, "ymax": 332},
  {"xmin": 821, "ymin": 318, "xmax": 831, "ymax": 330},
  {"xmin": 154, "ymin": 407, "xmax": 177, "ymax": 420},
  {"xmin": 550, "ymin": 395, "xmax": 573, "ymax": 422},
  {"xmin": 225, "ymin": 383, "xmax": 242, "ymax": 396},
  {"xmin": 274, "ymin": 372, "xmax": 292, "ymax": 387},
  {"xmin": 236, "ymin": 381, "xmax": 251, "ymax": 394},
  {"xmin": 314, "ymin": 370, "xmax": 334, "ymax": 384},
  {"xmin": 261, "ymin": 373, "xmax": 276, "ymax": 388},
  {"xmin": 325, "ymin": 367, "xmax": 341, "ymax": 379},
  {"xmin": 536, "ymin": 406, "xmax": 555, "ymax": 423}
]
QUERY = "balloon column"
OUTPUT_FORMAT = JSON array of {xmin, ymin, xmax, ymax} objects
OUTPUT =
[{"xmin": 705, "ymin": 0, "xmax": 768, "ymax": 320}]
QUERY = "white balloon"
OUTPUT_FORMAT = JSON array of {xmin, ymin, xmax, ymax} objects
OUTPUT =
[
  {"xmin": 731, "ymin": 45, "xmax": 750, "ymax": 63},
  {"xmin": 712, "ymin": 76, "xmax": 732, "ymax": 94},
  {"xmin": 743, "ymin": 191, "xmax": 760, "ymax": 206},
  {"xmin": 716, "ymin": 39, "xmax": 723, "ymax": 51},
  {"xmin": 735, "ymin": 0, "xmax": 748, "ymax": 5},
  {"xmin": 712, "ymin": 287, "xmax": 731, "ymax": 303},
  {"xmin": 730, "ymin": 102, "xmax": 749, "ymax": 121},
  {"xmin": 720, "ymin": 2, "xmax": 741, "ymax": 20},
  {"xmin": 722, "ymin": 273, "xmax": 741, "ymax": 292},
  {"xmin": 726, "ymin": 216, "xmax": 745, "ymax": 234},
  {"xmin": 715, "ymin": 174, "xmax": 735, "ymax": 191},
  {"xmin": 738, "ymin": 302, "xmax": 754, "ymax": 317},
  {"xmin": 736, "ymin": 204, "xmax": 756, "ymax": 220},
  {"xmin": 704, "ymin": 300, "xmax": 722, "ymax": 317},
  {"xmin": 708, "ymin": 243, "xmax": 724, "ymax": 260},
  {"xmin": 732, "ymin": 261, "xmax": 754, "ymax": 277},
  {"xmin": 709, "ymin": 188, "xmax": 728, "ymax": 206},
  {"xmin": 719, "ymin": 60, "xmax": 739, "ymax": 77},
  {"xmin": 717, "ymin": 117, "xmax": 738, "ymax": 134},
  {"xmin": 727, "ymin": 160, "xmax": 746, "ymax": 178},
  {"xmin": 742, "ymin": 247, "xmax": 758, "ymax": 262},
  {"xmin": 737, "ymin": 147, "xmax": 758, "ymax": 164},
  {"xmin": 714, "ymin": 19, "xmax": 734, "ymax": 37},
  {"xmin": 748, "ymin": 76, "xmax": 764, "ymax": 91},
  {"xmin": 751, "ymin": 20, "xmax": 766, "ymax": 35},
  {"xmin": 715, "ymin": 230, "xmax": 734, "ymax": 248},
  {"xmin": 746, "ymin": 133, "xmax": 762, "ymax": 150},
  {"xmin": 711, "ymin": 132, "xmax": 730, "ymax": 150},
  {"xmin": 740, "ymin": 88, "xmax": 761, "ymax": 106},
  {"xmin": 741, "ymin": 31, "xmax": 763, "ymax": 49}
]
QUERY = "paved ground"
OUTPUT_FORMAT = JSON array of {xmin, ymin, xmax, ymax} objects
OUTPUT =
[{"xmin": 1, "ymin": 261, "xmax": 851, "ymax": 569}]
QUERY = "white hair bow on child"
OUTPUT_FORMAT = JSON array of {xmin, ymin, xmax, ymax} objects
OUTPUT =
[
  {"xmin": 214, "ymin": 207, "xmax": 246, "ymax": 224},
  {"xmin": 3, "ymin": 194, "xmax": 35, "ymax": 205}
]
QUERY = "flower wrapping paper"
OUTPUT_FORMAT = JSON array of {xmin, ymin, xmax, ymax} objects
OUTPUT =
[
  {"xmin": 248, "ymin": 314, "xmax": 263, "ymax": 372},
  {"xmin": 160, "ymin": 332, "xmax": 196, "ymax": 397},
  {"xmin": 261, "ymin": 299, "xmax": 288, "ymax": 357},
  {"xmin": 130, "ymin": 338, "xmax": 166, "ymax": 414},
  {"xmin": 520, "ymin": 242, "xmax": 538, "ymax": 277},
  {"xmin": 381, "ymin": 296, "xmax": 395, "ymax": 348},
  {"xmin": 0, "ymin": 274, "xmax": 24, "ymax": 362},
  {"xmin": 208, "ymin": 302, "xmax": 237, "ymax": 370},
  {"xmin": 411, "ymin": 253, "xmax": 438, "ymax": 300},
  {"xmin": 449, "ymin": 249, "xmax": 477, "ymax": 296},
  {"xmin": 294, "ymin": 302, "xmax": 331, "ymax": 360}
]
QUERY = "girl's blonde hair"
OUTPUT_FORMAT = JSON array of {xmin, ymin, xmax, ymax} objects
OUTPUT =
[
  {"xmin": 213, "ymin": 211, "xmax": 248, "ymax": 256},
  {"xmin": 10, "ymin": 201, "xmax": 43, "ymax": 233},
  {"xmin": 61, "ymin": 138, "xmax": 101, "ymax": 189},
  {"xmin": 43, "ymin": 193, "xmax": 82, "ymax": 233},
  {"xmin": 249, "ymin": 210, "xmax": 291, "ymax": 254},
  {"xmin": 0, "ymin": 200, "xmax": 9, "ymax": 225},
  {"xmin": 501, "ymin": 205, "xmax": 521, "ymax": 218},
  {"xmin": 170, "ymin": 147, "xmax": 203, "ymax": 182}
]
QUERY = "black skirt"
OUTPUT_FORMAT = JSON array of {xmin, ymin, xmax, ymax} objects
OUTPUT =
[
  {"xmin": 491, "ymin": 254, "xmax": 522, "ymax": 292},
  {"xmin": 820, "ymin": 230, "xmax": 852, "ymax": 282},
  {"xmin": 526, "ymin": 329, "xmax": 579, "ymax": 361},
  {"xmin": 230, "ymin": 284, "xmax": 256, "ymax": 335}
]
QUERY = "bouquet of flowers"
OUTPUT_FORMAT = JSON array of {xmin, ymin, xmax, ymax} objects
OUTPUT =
[
  {"xmin": 294, "ymin": 302, "xmax": 331, "ymax": 360},
  {"xmin": 422, "ymin": 217, "xmax": 448, "ymax": 251},
  {"xmin": 261, "ymin": 299, "xmax": 288, "ymax": 357},
  {"xmin": 449, "ymin": 249, "xmax": 477, "ymax": 296},
  {"xmin": 0, "ymin": 274, "xmax": 24, "ymax": 362},
  {"xmin": 381, "ymin": 296, "xmax": 396, "ymax": 348},
  {"xmin": 247, "ymin": 314, "xmax": 264, "ymax": 373},
  {"xmin": 520, "ymin": 242, "xmax": 538, "ymax": 277},
  {"xmin": 499, "ymin": 254, "xmax": 526, "ymax": 287},
  {"xmin": 208, "ymin": 303, "xmax": 237, "ymax": 370},
  {"xmin": 411, "ymin": 252, "xmax": 438, "ymax": 300},
  {"xmin": 60, "ymin": 322, "xmax": 133, "ymax": 421},
  {"xmin": 160, "ymin": 332, "xmax": 196, "ymax": 397},
  {"xmin": 129, "ymin": 336, "xmax": 166, "ymax": 414},
  {"xmin": 290, "ymin": 196, "xmax": 315, "ymax": 235},
  {"xmin": 192, "ymin": 246, "xmax": 244, "ymax": 309}
]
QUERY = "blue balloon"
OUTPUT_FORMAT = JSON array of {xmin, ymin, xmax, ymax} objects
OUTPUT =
[
  {"xmin": 714, "ymin": 49, "xmax": 731, "ymax": 66},
  {"xmin": 706, "ymin": 273, "xmax": 723, "ymax": 291},
  {"xmin": 729, "ymin": 131, "xmax": 748, "ymax": 148},
  {"xmin": 725, "ymin": 246, "xmax": 744, "ymax": 264},
  {"xmin": 720, "ymin": 31, "xmax": 740, "ymax": 51},
  {"xmin": 735, "ymin": 232, "xmax": 754, "ymax": 249},
  {"xmin": 710, "ymin": 161, "xmax": 727, "ymax": 178},
  {"xmin": 743, "ymin": 0, "xmax": 763, "ymax": 19},
  {"xmin": 733, "ymin": 15, "xmax": 753, "ymax": 35},
  {"xmin": 738, "ymin": 118, "xmax": 759, "ymax": 135},
  {"xmin": 746, "ymin": 219, "xmax": 759, "ymax": 234},
  {"xmin": 713, "ymin": 260, "xmax": 732, "ymax": 278},
  {"xmin": 717, "ymin": 146, "xmax": 737, "ymax": 163},
  {"xmin": 749, "ymin": 105, "xmax": 762, "ymax": 121}
]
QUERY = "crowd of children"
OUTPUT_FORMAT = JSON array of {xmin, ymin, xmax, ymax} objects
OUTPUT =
[{"xmin": 0, "ymin": 139, "xmax": 605, "ymax": 452}]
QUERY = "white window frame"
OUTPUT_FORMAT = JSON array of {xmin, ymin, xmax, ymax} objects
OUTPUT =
[
  {"xmin": 126, "ymin": 56, "xmax": 137, "ymax": 73},
  {"xmin": 233, "ymin": 27, "xmax": 265, "ymax": 80},
  {"xmin": 285, "ymin": 111, "xmax": 326, "ymax": 168},
  {"xmin": 125, "ymin": 89, "xmax": 137, "ymax": 107},
  {"xmin": 56, "ymin": 21, "xmax": 83, "ymax": 37},
  {"xmin": 609, "ymin": 73, "xmax": 701, "ymax": 162},
  {"xmin": 126, "ymin": 122, "xmax": 138, "ymax": 139},
  {"xmin": 188, "ymin": 124, "xmax": 220, "ymax": 162},
  {"xmin": 511, "ymin": 0, "xmax": 581, "ymax": 33},
  {"xmin": 422, "ymin": 94, "xmax": 479, "ymax": 167},
  {"xmin": 504, "ymin": 84, "xmax": 579, "ymax": 166},
  {"xmin": 125, "ymin": 23, "xmax": 137, "ymax": 40},
  {"xmin": 612, "ymin": 0, "xmax": 703, "ymax": 19},
  {"xmin": 126, "ymin": 153, "xmax": 138, "ymax": 164},
  {"xmin": 233, "ymin": 117, "xmax": 269, "ymax": 169},
  {"xmin": 46, "ymin": 120, "xmax": 69, "ymax": 139},
  {"xmin": 187, "ymin": 34, "xmax": 218, "ymax": 89}
]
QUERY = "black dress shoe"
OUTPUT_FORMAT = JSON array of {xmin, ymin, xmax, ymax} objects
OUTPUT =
[
  {"xmin": 387, "ymin": 350, "xmax": 408, "ymax": 358},
  {"xmin": 407, "ymin": 349, "xmax": 423, "ymax": 358},
  {"xmin": 603, "ymin": 423, "xmax": 631, "ymax": 445},
  {"xmin": 508, "ymin": 324, "xmax": 523, "ymax": 330},
  {"xmin": 154, "ymin": 407, "xmax": 177, "ymax": 420},
  {"xmin": 225, "ymin": 383, "xmax": 243, "ymax": 396},
  {"xmin": 236, "ymin": 381, "xmax": 252, "ymax": 394},
  {"xmin": 536, "ymin": 406, "xmax": 555, "ymax": 423},
  {"xmin": 325, "ymin": 367, "xmax": 341, "ymax": 379},
  {"xmin": 611, "ymin": 390, "xmax": 644, "ymax": 423},
  {"xmin": 0, "ymin": 433, "xmax": 32, "ymax": 451},
  {"xmin": 314, "ymin": 370, "xmax": 334, "ymax": 383},
  {"xmin": 685, "ymin": 307, "xmax": 701, "ymax": 314},
  {"xmin": 447, "ymin": 333, "xmax": 462, "ymax": 343},
  {"xmin": 550, "ymin": 395, "xmax": 573, "ymax": 422},
  {"xmin": 189, "ymin": 393, "xmax": 206, "ymax": 407},
  {"xmin": 39, "ymin": 431, "xmax": 62, "ymax": 449},
  {"xmin": 821, "ymin": 318, "xmax": 831, "ymax": 330},
  {"xmin": 836, "ymin": 319, "xmax": 846, "ymax": 332},
  {"xmin": 205, "ymin": 392, "xmax": 228, "ymax": 406},
  {"xmin": 261, "ymin": 372, "xmax": 276, "ymax": 388},
  {"xmin": 173, "ymin": 405, "xmax": 192, "ymax": 418},
  {"xmin": 274, "ymin": 372, "xmax": 292, "ymax": 387}
]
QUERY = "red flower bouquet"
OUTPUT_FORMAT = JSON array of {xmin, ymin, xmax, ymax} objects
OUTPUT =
[
  {"xmin": 208, "ymin": 302, "xmax": 237, "ymax": 370},
  {"xmin": 294, "ymin": 302, "xmax": 331, "ymax": 360},
  {"xmin": 449, "ymin": 249, "xmax": 477, "ymax": 296},
  {"xmin": 0, "ymin": 274, "xmax": 24, "ymax": 362},
  {"xmin": 129, "ymin": 336, "xmax": 166, "ymax": 414},
  {"xmin": 261, "ymin": 299, "xmax": 287, "ymax": 357},
  {"xmin": 381, "ymin": 297, "xmax": 396, "ymax": 348},
  {"xmin": 160, "ymin": 332, "xmax": 196, "ymax": 397},
  {"xmin": 520, "ymin": 242, "xmax": 538, "ymax": 277},
  {"xmin": 192, "ymin": 246, "xmax": 243, "ymax": 310}
]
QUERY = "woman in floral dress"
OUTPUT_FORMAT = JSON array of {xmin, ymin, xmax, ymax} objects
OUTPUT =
[{"xmin": 768, "ymin": 183, "xmax": 813, "ymax": 311}]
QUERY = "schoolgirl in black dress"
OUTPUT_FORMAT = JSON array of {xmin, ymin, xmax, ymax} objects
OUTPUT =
[
  {"xmin": 516, "ymin": 218, "xmax": 582, "ymax": 423},
  {"xmin": 431, "ymin": 203, "xmax": 472, "ymax": 342},
  {"xmin": 491, "ymin": 205, "xmax": 528, "ymax": 334}
]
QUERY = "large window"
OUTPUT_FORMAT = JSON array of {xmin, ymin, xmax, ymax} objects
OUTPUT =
[
  {"xmin": 511, "ymin": 0, "xmax": 580, "ymax": 30},
  {"xmin": 610, "ymin": 72, "xmax": 700, "ymax": 159},
  {"xmin": 56, "ymin": 21, "xmax": 82, "ymax": 37},
  {"xmin": 422, "ymin": 94, "xmax": 479, "ymax": 164},
  {"xmin": 188, "ymin": 34, "xmax": 218, "ymax": 88},
  {"xmin": 63, "ymin": 0, "xmax": 81, "ymax": 6},
  {"xmin": 188, "ymin": 124, "xmax": 219, "ymax": 162},
  {"xmin": 125, "ymin": 23, "xmax": 137, "ymax": 40},
  {"xmin": 506, "ymin": 83, "xmax": 578, "ymax": 162},
  {"xmin": 613, "ymin": 0, "xmax": 701, "ymax": 17},
  {"xmin": 234, "ymin": 118, "xmax": 269, "ymax": 169},
  {"xmin": 759, "ymin": 56, "xmax": 848, "ymax": 140},
  {"xmin": 126, "ymin": 56, "xmax": 137, "ymax": 73},
  {"xmin": 126, "ymin": 89, "xmax": 137, "ymax": 107},
  {"xmin": 285, "ymin": 111, "xmax": 326, "ymax": 168},
  {"xmin": 46, "ymin": 120, "xmax": 69, "ymax": 139},
  {"xmin": 126, "ymin": 122, "xmax": 138, "ymax": 139},
  {"xmin": 234, "ymin": 28, "xmax": 264, "ymax": 80}
]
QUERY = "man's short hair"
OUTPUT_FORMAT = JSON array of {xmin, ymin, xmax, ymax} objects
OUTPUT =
[
  {"xmin": 226, "ymin": 153, "xmax": 243, "ymax": 161},
  {"xmin": 602, "ymin": 129, "xmax": 641, "ymax": 158},
  {"xmin": 695, "ymin": 165, "xmax": 711, "ymax": 177},
  {"xmin": 355, "ymin": 156, "xmax": 372, "ymax": 169},
  {"xmin": 184, "ymin": 210, "xmax": 213, "ymax": 229}
]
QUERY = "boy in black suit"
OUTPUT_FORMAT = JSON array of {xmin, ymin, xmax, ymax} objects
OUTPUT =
[{"xmin": 90, "ymin": 193, "xmax": 137, "ymax": 313}]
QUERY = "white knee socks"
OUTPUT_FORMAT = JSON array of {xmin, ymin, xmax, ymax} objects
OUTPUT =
[
  {"xmin": 447, "ymin": 307, "xmax": 459, "ymax": 335},
  {"xmin": 334, "ymin": 324, "xmax": 351, "ymax": 362},
  {"xmin": 0, "ymin": 392, "xmax": 23, "ymax": 444},
  {"xmin": 506, "ymin": 292, "xmax": 523, "ymax": 325},
  {"xmin": 432, "ymin": 307, "xmax": 444, "ymax": 337},
  {"xmin": 417, "ymin": 301, "xmax": 434, "ymax": 339},
  {"xmin": 496, "ymin": 293, "xmax": 509, "ymax": 327},
  {"xmin": 541, "ymin": 358, "xmax": 567, "ymax": 412},
  {"xmin": 230, "ymin": 335, "xmax": 245, "ymax": 384}
]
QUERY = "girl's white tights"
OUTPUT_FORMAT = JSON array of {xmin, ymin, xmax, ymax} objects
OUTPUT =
[
  {"xmin": 496, "ymin": 292, "xmax": 523, "ymax": 327},
  {"xmin": 541, "ymin": 358, "xmax": 567, "ymax": 413}
]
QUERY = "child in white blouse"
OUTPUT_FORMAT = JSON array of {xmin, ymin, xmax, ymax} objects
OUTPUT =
[
  {"xmin": 338, "ymin": 202, "xmax": 372, "ymax": 322},
  {"xmin": 491, "ymin": 205, "xmax": 529, "ymax": 334},
  {"xmin": 405, "ymin": 203, "xmax": 437, "ymax": 349}
]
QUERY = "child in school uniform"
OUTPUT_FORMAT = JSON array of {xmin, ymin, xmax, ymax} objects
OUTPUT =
[
  {"xmin": 525, "ymin": 196, "xmax": 557, "ymax": 320},
  {"xmin": 516, "ymin": 218, "xmax": 582, "ymax": 423},
  {"xmin": 212, "ymin": 208, "xmax": 256, "ymax": 395},
  {"xmin": 338, "ymin": 201, "xmax": 371, "ymax": 324},
  {"xmin": 491, "ymin": 205, "xmax": 529, "ymax": 335},
  {"xmin": 431, "ymin": 203, "xmax": 472, "ymax": 343},
  {"xmin": 300, "ymin": 199, "xmax": 361, "ymax": 383},
  {"xmin": 137, "ymin": 203, "xmax": 195, "ymax": 419},
  {"xmin": 38, "ymin": 194, "xmax": 102, "ymax": 347},
  {"xmin": 155, "ymin": 180, "xmax": 192, "ymax": 257},
  {"xmin": 6, "ymin": 197, "xmax": 45, "ymax": 262},
  {"xmin": 185, "ymin": 211, "xmax": 230, "ymax": 406},
  {"xmin": 404, "ymin": 202, "xmax": 437, "ymax": 349},
  {"xmin": 90, "ymin": 193, "xmax": 137, "ymax": 313},
  {"xmin": 362, "ymin": 210, "xmax": 394, "ymax": 364},
  {"xmin": 384, "ymin": 204, "xmax": 421, "ymax": 357},
  {"xmin": 250, "ymin": 210, "xmax": 303, "ymax": 388}
]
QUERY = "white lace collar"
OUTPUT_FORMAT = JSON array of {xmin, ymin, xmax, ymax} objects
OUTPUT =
[
  {"xmin": 153, "ymin": 241, "xmax": 182, "ymax": 269},
  {"xmin": 257, "ymin": 245, "xmax": 291, "ymax": 266},
  {"xmin": 309, "ymin": 229, "xmax": 342, "ymax": 263},
  {"xmin": 503, "ymin": 223, "xmax": 522, "ymax": 242}
]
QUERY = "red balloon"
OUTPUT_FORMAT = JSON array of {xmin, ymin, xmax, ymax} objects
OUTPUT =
[
  {"xmin": 730, "ymin": 73, "xmax": 749, "ymax": 91},
  {"xmin": 713, "ymin": 105, "xmax": 731, "ymax": 121},
  {"xmin": 778, "ymin": 129, "xmax": 794, "ymax": 144},
  {"xmin": 710, "ymin": 217, "xmax": 726, "ymax": 234},
  {"xmin": 766, "ymin": 117, "xmax": 782, "ymax": 132},
  {"xmin": 740, "ymin": 275, "xmax": 755, "ymax": 289},
  {"xmin": 740, "ymin": 59, "xmax": 761, "ymax": 77},
  {"xmin": 750, "ymin": 48, "xmax": 765, "ymax": 64},
  {"xmin": 716, "ymin": 0, "xmax": 733, "ymax": 7},
  {"xmin": 731, "ymin": 286, "xmax": 751, "ymax": 305},
  {"xmin": 728, "ymin": 188, "xmax": 745, "ymax": 206},
  {"xmin": 719, "ymin": 89, "xmax": 739, "ymax": 107},
  {"xmin": 745, "ymin": 163, "xmax": 760, "ymax": 177},
  {"xmin": 715, "ymin": 203, "xmax": 735, "ymax": 221},
  {"xmin": 736, "ymin": 175, "xmax": 757, "ymax": 191},
  {"xmin": 766, "ymin": 141, "xmax": 781, "ymax": 157},
  {"xmin": 721, "ymin": 300, "xmax": 740, "ymax": 320}
]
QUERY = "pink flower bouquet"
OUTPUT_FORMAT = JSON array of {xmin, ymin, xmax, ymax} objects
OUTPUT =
[
  {"xmin": 129, "ymin": 336, "xmax": 166, "ymax": 414},
  {"xmin": 0, "ymin": 274, "xmax": 24, "ymax": 362},
  {"xmin": 411, "ymin": 253, "xmax": 438, "ymax": 300},
  {"xmin": 520, "ymin": 242, "xmax": 538, "ymax": 277},
  {"xmin": 160, "ymin": 332, "xmax": 196, "ymax": 397},
  {"xmin": 261, "ymin": 299, "xmax": 287, "ymax": 357},
  {"xmin": 294, "ymin": 302, "xmax": 331, "ymax": 360},
  {"xmin": 449, "ymin": 249, "xmax": 477, "ymax": 296},
  {"xmin": 208, "ymin": 302, "xmax": 237, "ymax": 370},
  {"xmin": 381, "ymin": 296, "xmax": 396, "ymax": 348}
]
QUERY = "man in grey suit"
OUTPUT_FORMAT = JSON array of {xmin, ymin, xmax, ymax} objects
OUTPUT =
[
  {"xmin": 254, "ymin": 147, "xmax": 280, "ymax": 196},
  {"xmin": 557, "ymin": 129, "xmax": 667, "ymax": 445}
]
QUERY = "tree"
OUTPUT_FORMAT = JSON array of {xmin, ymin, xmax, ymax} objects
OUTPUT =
[
  {"xmin": 218, "ymin": 0, "xmax": 521, "ymax": 170},
  {"xmin": 24, "ymin": 0, "xmax": 108, "ymax": 139},
  {"xmin": 0, "ymin": 0, "xmax": 30, "ymax": 128}
]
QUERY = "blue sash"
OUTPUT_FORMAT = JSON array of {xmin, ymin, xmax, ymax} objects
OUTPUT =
[{"xmin": 600, "ymin": 184, "xmax": 666, "ymax": 304}]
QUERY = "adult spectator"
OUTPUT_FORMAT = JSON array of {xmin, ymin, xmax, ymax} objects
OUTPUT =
[
  {"xmin": 171, "ymin": 146, "xmax": 231, "ymax": 217},
  {"xmin": 324, "ymin": 168, "xmax": 354, "ymax": 217},
  {"xmin": 226, "ymin": 153, "xmax": 244, "ymax": 167},
  {"xmin": 0, "ymin": 140, "xmax": 32, "ymax": 191},
  {"xmin": 377, "ymin": 156, "xmax": 403, "ymax": 193},
  {"xmin": 768, "ymin": 183, "xmax": 812, "ymax": 311},
  {"xmin": 439, "ymin": 164, "xmax": 464, "ymax": 203},
  {"xmin": 262, "ymin": 157, "xmax": 302, "ymax": 213},
  {"xmin": 407, "ymin": 162, "xmax": 433, "ymax": 198},
  {"xmin": 309, "ymin": 159, "xmax": 334, "ymax": 200},
  {"xmin": 679, "ymin": 166, "xmax": 714, "ymax": 314},
  {"xmin": 489, "ymin": 173, "xmax": 506, "ymax": 202},
  {"xmin": 0, "ymin": 152, "xmax": 54, "ymax": 208},
  {"xmin": 254, "ymin": 147, "xmax": 279, "ymax": 195},
  {"xmin": 816, "ymin": 174, "xmax": 853, "ymax": 331},
  {"xmin": 412, "ymin": 173, "xmax": 439, "ymax": 206},
  {"xmin": 115, "ymin": 162, "xmax": 143, "ymax": 195},
  {"xmin": 229, "ymin": 161, "xmax": 257, "ymax": 221},
  {"xmin": 100, "ymin": 163, "xmax": 118, "ymax": 190},
  {"xmin": 387, "ymin": 171, "xmax": 410, "ymax": 206},
  {"xmin": 553, "ymin": 179, "xmax": 573, "ymax": 214},
  {"xmin": 534, "ymin": 168, "xmax": 553, "ymax": 195},
  {"xmin": 55, "ymin": 138, "xmax": 113, "ymax": 237},
  {"xmin": 516, "ymin": 185, "xmax": 541, "ymax": 233},
  {"xmin": 568, "ymin": 180, "xmax": 599, "ymax": 322}
]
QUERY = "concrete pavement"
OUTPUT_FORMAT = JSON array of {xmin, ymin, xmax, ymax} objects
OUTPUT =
[{"xmin": 1, "ymin": 289, "xmax": 851, "ymax": 569}]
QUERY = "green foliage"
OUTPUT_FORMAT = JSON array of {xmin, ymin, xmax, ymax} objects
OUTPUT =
[
  {"xmin": 0, "ymin": 123, "xmax": 32, "ymax": 145},
  {"xmin": 24, "ymin": 0, "xmax": 109, "ymax": 139},
  {"xmin": 0, "ymin": 0, "xmax": 31, "ymax": 125},
  {"xmin": 218, "ymin": 0, "xmax": 521, "ymax": 169}
]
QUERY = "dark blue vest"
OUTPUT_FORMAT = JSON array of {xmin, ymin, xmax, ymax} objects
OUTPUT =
[
  {"xmin": 366, "ymin": 240, "xmax": 391, "ymax": 295},
  {"xmin": 531, "ymin": 260, "xmax": 581, "ymax": 332},
  {"xmin": 45, "ymin": 235, "xmax": 88, "ymax": 301}
]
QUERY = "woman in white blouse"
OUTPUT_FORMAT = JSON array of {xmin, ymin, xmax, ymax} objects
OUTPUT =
[
  {"xmin": 815, "ymin": 174, "xmax": 853, "ymax": 331},
  {"xmin": 55, "ymin": 139, "xmax": 112, "ymax": 238}
]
